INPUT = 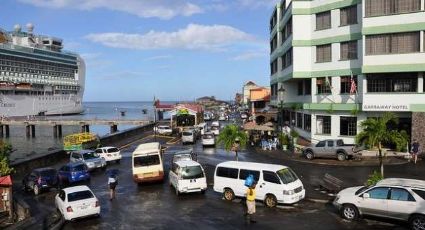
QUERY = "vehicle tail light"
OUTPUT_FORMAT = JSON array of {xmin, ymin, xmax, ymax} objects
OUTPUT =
[
  {"xmin": 66, "ymin": 206, "xmax": 73, "ymax": 212},
  {"xmin": 95, "ymin": 201, "xmax": 100, "ymax": 207}
]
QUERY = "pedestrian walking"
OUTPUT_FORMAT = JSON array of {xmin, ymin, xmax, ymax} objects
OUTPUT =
[
  {"xmin": 245, "ymin": 182, "xmax": 257, "ymax": 223},
  {"xmin": 410, "ymin": 140, "xmax": 420, "ymax": 164},
  {"xmin": 108, "ymin": 173, "xmax": 118, "ymax": 201}
]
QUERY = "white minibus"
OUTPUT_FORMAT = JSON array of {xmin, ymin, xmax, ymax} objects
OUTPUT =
[
  {"xmin": 132, "ymin": 142, "xmax": 164, "ymax": 183},
  {"xmin": 169, "ymin": 160, "xmax": 207, "ymax": 195},
  {"xmin": 213, "ymin": 161, "xmax": 305, "ymax": 207}
]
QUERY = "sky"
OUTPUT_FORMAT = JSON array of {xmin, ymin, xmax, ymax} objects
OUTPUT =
[{"xmin": 1, "ymin": 0, "xmax": 277, "ymax": 102}]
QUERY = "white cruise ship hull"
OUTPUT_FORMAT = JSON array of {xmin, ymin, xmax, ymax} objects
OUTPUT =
[{"xmin": 0, "ymin": 94, "xmax": 83, "ymax": 117}]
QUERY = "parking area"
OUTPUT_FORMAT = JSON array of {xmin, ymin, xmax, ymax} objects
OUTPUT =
[{"xmin": 13, "ymin": 122, "xmax": 418, "ymax": 229}]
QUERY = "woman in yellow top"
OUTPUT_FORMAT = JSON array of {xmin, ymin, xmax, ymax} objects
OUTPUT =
[{"xmin": 246, "ymin": 182, "xmax": 257, "ymax": 223}]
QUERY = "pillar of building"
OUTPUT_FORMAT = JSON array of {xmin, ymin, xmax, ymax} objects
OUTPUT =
[
  {"xmin": 5, "ymin": 125, "xmax": 9, "ymax": 138},
  {"xmin": 0, "ymin": 125, "xmax": 3, "ymax": 138},
  {"xmin": 57, "ymin": 125, "xmax": 62, "ymax": 138},
  {"xmin": 26, "ymin": 125, "xmax": 31, "ymax": 138},
  {"xmin": 110, "ymin": 124, "xmax": 118, "ymax": 133},
  {"xmin": 53, "ymin": 125, "xmax": 58, "ymax": 138},
  {"xmin": 31, "ymin": 125, "xmax": 35, "ymax": 138}
]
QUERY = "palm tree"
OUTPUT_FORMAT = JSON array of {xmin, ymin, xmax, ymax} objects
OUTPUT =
[
  {"xmin": 217, "ymin": 124, "xmax": 248, "ymax": 161},
  {"xmin": 356, "ymin": 112, "xmax": 408, "ymax": 178}
]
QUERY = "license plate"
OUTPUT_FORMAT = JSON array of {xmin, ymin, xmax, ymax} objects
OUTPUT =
[{"xmin": 80, "ymin": 206, "xmax": 88, "ymax": 210}]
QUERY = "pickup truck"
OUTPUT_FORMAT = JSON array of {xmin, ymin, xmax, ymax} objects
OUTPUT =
[{"xmin": 302, "ymin": 139, "xmax": 358, "ymax": 161}]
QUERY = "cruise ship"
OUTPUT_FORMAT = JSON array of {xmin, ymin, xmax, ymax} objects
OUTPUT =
[{"xmin": 0, "ymin": 23, "xmax": 85, "ymax": 117}]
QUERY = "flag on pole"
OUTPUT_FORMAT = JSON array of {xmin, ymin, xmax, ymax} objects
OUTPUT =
[{"xmin": 349, "ymin": 75, "xmax": 357, "ymax": 94}]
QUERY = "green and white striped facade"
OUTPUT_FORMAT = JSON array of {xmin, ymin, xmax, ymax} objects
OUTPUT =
[{"xmin": 270, "ymin": 0, "xmax": 425, "ymax": 144}]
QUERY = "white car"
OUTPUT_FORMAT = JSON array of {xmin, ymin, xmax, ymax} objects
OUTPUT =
[
  {"xmin": 55, "ymin": 185, "xmax": 100, "ymax": 221},
  {"xmin": 181, "ymin": 130, "xmax": 195, "ymax": 144},
  {"xmin": 95, "ymin": 147, "xmax": 122, "ymax": 163},
  {"xmin": 169, "ymin": 160, "xmax": 207, "ymax": 195},
  {"xmin": 211, "ymin": 121, "xmax": 220, "ymax": 127},
  {"xmin": 218, "ymin": 115, "xmax": 226, "ymax": 121},
  {"xmin": 155, "ymin": 125, "xmax": 173, "ymax": 136},
  {"xmin": 333, "ymin": 178, "xmax": 425, "ymax": 229},
  {"xmin": 202, "ymin": 132, "xmax": 215, "ymax": 147}
]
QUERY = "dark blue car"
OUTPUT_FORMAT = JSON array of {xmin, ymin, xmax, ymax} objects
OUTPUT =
[
  {"xmin": 58, "ymin": 162, "xmax": 90, "ymax": 184},
  {"xmin": 22, "ymin": 167, "xmax": 59, "ymax": 195}
]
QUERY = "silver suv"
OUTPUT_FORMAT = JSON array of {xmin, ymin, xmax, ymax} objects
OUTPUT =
[
  {"xmin": 70, "ymin": 150, "xmax": 107, "ymax": 171},
  {"xmin": 333, "ymin": 178, "xmax": 425, "ymax": 230}
]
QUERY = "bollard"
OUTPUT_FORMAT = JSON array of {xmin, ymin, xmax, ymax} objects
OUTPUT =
[
  {"xmin": 58, "ymin": 125, "xmax": 62, "ymax": 137},
  {"xmin": 31, "ymin": 125, "xmax": 35, "ymax": 138}
]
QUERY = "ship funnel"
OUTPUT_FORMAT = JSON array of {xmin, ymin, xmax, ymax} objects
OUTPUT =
[
  {"xmin": 26, "ymin": 23, "xmax": 34, "ymax": 34},
  {"xmin": 14, "ymin": 24, "xmax": 21, "ymax": 33}
]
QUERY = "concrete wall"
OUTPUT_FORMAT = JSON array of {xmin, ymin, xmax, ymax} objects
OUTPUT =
[
  {"xmin": 412, "ymin": 112, "xmax": 425, "ymax": 154},
  {"xmin": 11, "ymin": 123, "xmax": 155, "ymax": 178}
]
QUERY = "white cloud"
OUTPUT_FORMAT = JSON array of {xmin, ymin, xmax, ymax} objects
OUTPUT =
[
  {"xmin": 231, "ymin": 51, "xmax": 267, "ymax": 61},
  {"xmin": 237, "ymin": 0, "xmax": 278, "ymax": 8},
  {"xmin": 85, "ymin": 23, "xmax": 255, "ymax": 51},
  {"xmin": 98, "ymin": 71, "xmax": 148, "ymax": 80},
  {"xmin": 18, "ymin": 0, "xmax": 203, "ymax": 19},
  {"xmin": 144, "ymin": 55, "xmax": 173, "ymax": 61}
]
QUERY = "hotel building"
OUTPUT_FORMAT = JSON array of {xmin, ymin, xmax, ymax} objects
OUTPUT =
[{"xmin": 269, "ymin": 0, "xmax": 425, "ymax": 145}]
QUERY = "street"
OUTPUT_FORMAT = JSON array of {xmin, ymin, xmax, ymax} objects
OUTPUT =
[{"xmin": 15, "ymin": 124, "xmax": 424, "ymax": 230}]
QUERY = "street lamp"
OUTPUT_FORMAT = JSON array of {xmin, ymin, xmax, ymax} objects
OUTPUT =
[{"xmin": 233, "ymin": 137, "xmax": 240, "ymax": 161}]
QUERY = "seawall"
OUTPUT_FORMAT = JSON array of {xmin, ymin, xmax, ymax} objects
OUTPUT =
[{"xmin": 11, "ymin": 122, "xmax": 155, "ymax": 178}]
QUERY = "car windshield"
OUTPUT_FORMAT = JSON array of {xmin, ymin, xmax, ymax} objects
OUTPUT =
[
  {"xmin": 83, "ymin": 152, "xmax": 99, "ymax": 160},
  {"xmin": 174, "ymin": 154, "xmax": 192, "ymax": 162},
  {"xmin": 39, "ymin": 169, "xmax": 57, "ymax": 177},
  {"xmin": 182, "ymin": 132, "xmax": 192, "ymax": 136},
  {"xmin": 134, "ymin": 154, "xmax": 160, "ymax": 167},
  {"xmin": 355, "ymin": 186, "xmax": 373, "ymax": 195},
  {"xmin": 181, "ymin": 166, "xmax": 204, "ymax": 179},
  {"xmin": 72, "ymin": 164, "xmax": 87, "ymax": 172},
  {"xmin": 67, "ymin": 190, "xmax": 94, "ymax": 202},
  {"xmin": 203, "ymin": 134, "xmax": 214, "ymax": 139},
  {"xmin": 276, "ymin": 168, "xmax": 299, "ymax": 184},
  {"xmin": 211, "ymin": 126, "xmax": 218, "ymax": 130},
  {"xmin": 108, "ymin": 148, "xmax": 119, "ymax": 153}
]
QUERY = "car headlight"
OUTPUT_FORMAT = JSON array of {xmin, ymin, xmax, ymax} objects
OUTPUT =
[
  {"xmin": 87, "ymin": 162, "xmax": 94, "ymax": 166},
  {"xmin": 283, "ymin": 189, "xmax": 295, "ymax": 195}
]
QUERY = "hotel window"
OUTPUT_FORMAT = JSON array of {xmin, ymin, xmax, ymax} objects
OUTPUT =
[
  {"xmin": 305, "ymin": 79, "xmax": 312, "ymax": 95},
  {"xmin": 367, "ymin": 73, "xmax": 417, "ymax": 92},
  {"xmin": 303, "ymin": 114, "xmax": 311, "ymax": 132},
  {"xmin": 271, "ymin": 59, "xmax": 278, "ymax": 75},
  {"xmin": 340, "ymin": 41, "xmax": 358, "ymax": 60},
  {"xmin": 296, "ymin": 113, "xmax": 303, "ymax": 128},
  {"xmin": 340, "ymin": 76, "xmax": 357, "ymax": 94},
  {"xmin": 340, "ymin": 117, "xmax": 357, "ymax": 136},
  {"xmin": 297, "ymin": 81, "xmax": 303, "ymax": 95},
  {"xmin": 316, "ymin": 115, "xmax": 331, "ymax": 135},
  {"xmin": 316, "ymin": 11, "xmax": 331, "ymax": 30},
  {"xmin": 281, "ymin": 48, "xmax": 293, "ymax": 70},
  {"xmin": 316, "ymin": 77, "xmax": 332, "ymax": 94},
  {"xmin": 270, "ymin": 11, "xmax": 277, "ymax": 31},
  {"xmin": 270, "ymin": 34, "xmax": 278, "ymax": 53},
  {"xmin": 316, "ymin": 44, "xmax": 332, "ymax": 63},
  {"xmin": 366, "ymin": 32, "xmax": 420, "ymax": 55},
  {"xmin": 365, "ymin": 0, "xmax": 421, "ymax": 17},
  {"xmin": 340, "ymin": 5, "xmax": 357, "ymax": 26}
]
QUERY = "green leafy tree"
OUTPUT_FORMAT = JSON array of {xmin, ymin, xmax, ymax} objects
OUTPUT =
[
  {"xmin": 0, "ymin": 140, "xmax": 13, "ymax": 176},
  {"xmin": 356, "ymin": 112, "xmax": 408, "ymax": 178},
  {"xmin": 217, "ymin": 124, "xmax": 248, "ymax": 161}
]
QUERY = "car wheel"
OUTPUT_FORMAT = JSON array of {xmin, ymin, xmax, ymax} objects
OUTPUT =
[
  {"xmin": 116, "ymin": 159, "xmax": 120, "ymax": 164},
  {"xmin": 337, "ymin": 152, "xmax": 347, "ymax": 161},
  {"xmin": 223, "ymin": 188, "xmax": 235, "ymax": 201},
  {"xmin": 33, "ymin": 185, "xmax": 40, "ymax": 196},
  {"xmin": 264, "ymin": 194, "xmax": 277, "ymax": 208},
  {"xmin": 410, "ymin": 215, "xmax": 425, "ymax": 230},
  {"xmin": 341, "ymin": 204, "xmax": 359, "ymax": 220},
  {"xmin": 201, "ymin": 190, "xmax": 206, "ymax": 195},
  {"xmin": 305, "ymin": 151, "xmax": 314, "ymax": 160}
]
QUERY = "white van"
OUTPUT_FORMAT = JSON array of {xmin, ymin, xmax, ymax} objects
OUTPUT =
[
  {"xmin": 213, "ymin": 161, "xmax": 305, "ymax": 207},
  {"xmin": 169, "ymin": 160, "xmax": 207, "ymax": 195},
  {"xmin": 132, "ymin": 142, "xmax": 164, "ymax": 183},
  {"xmin": 202, "ymin": 132, "xmax": 215, "ymax": 147}
]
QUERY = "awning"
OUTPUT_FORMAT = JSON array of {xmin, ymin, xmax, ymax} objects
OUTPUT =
[{"xmin": 0, "ymin": 175, "xmax": 12, "ymax": 186}]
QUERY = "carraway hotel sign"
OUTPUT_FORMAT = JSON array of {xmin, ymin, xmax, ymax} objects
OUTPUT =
[{"xmin": 362, "ymin": 103, "xmax": 410, "ymax": 111}]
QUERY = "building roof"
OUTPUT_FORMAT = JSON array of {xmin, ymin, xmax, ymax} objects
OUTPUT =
[
  {"xmin": 244, "ymin": 81, "xmax": 257, "ymax": 86},
  {"xmin": 249, "ymin": 87, "xmax": 270, "ymax": 101},
  {"xmin": 0, "ymin": 175, "xmax": 12, "ymax": 186},
  {"xmin": 176, "ymin": 103, "xmax": 203, "ymax": 113}
]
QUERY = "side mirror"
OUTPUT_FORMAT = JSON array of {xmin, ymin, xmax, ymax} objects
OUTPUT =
[{"xmin": 363, "ymin": 193, "xmax": 370, "ymax": 199}]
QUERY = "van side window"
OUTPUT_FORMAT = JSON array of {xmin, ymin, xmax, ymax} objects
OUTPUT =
[
  {"xmin": 216, "ymin": 167, "xmax": 238, "ymax": 179},
  {"xmin": 171, "ymin": 163, "xmax": 178, "ymax": 174},
  {"xmin": 263, "ymin": 171, "xmax": 281, "ymax": 184},
  {"xmin": 239, "ymin": 169, "xmax": 260, "ymax": 182}
]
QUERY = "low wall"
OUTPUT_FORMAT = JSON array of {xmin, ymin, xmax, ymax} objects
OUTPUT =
[{"xmin": 11, "ymin": 122, "xmax": 155, "ymax": 178}]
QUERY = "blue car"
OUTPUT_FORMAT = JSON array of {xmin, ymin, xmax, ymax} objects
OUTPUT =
[
  {"xmin": 58, "ymin": 162, "xmax": 90, "ymax": 184},
  {"xmin": 22, "ymin": 167, "xmax": 59, "ymax": 195}
]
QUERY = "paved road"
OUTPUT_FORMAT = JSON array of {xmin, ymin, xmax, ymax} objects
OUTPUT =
[{"xmin": 15, "ymin": 125, "xmax": 422, "ymax": 229}]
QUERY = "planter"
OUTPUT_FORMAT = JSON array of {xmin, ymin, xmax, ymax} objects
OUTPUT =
[
  {"xmin": 282, "ymin": 145, "xmax": 288, "ymax": 151},
  {"xmin": 292, "ymin": 137, "xmax": 298, "ymax": 145}
]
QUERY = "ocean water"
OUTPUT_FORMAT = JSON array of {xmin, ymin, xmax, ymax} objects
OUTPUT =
[{"xmin": 5, "ymin": 101, "xmax": 159, "ymax": 163}]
